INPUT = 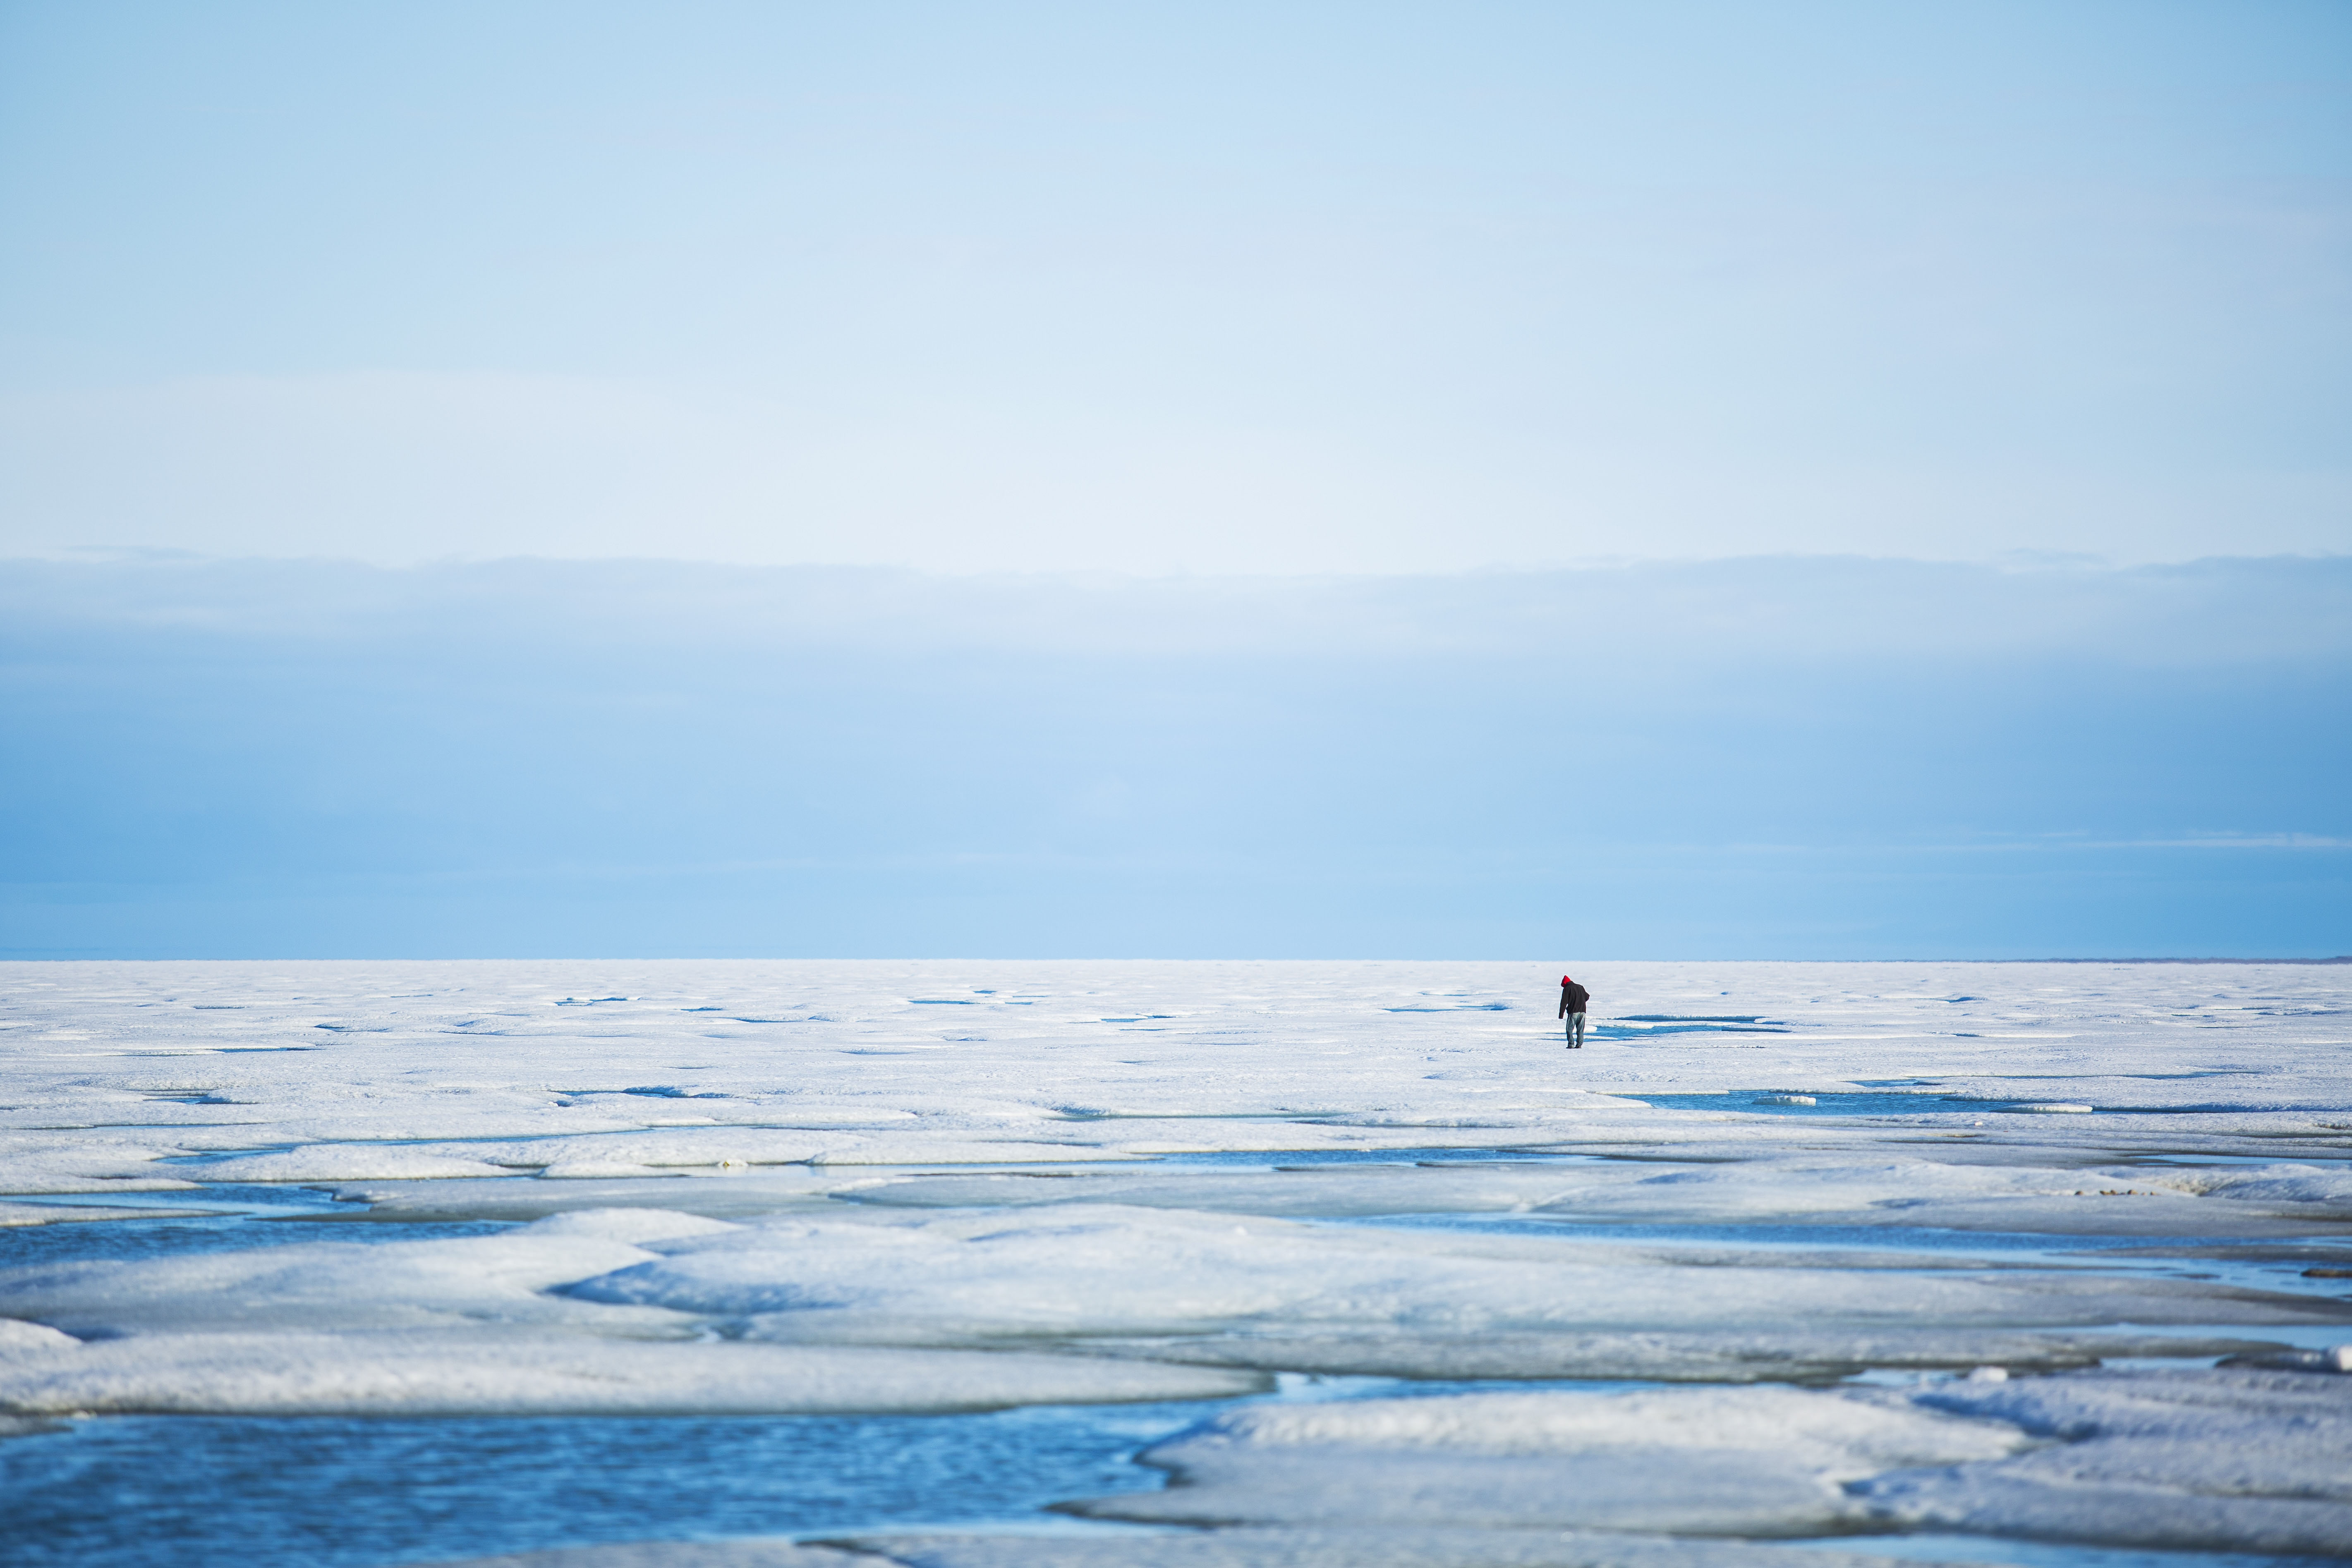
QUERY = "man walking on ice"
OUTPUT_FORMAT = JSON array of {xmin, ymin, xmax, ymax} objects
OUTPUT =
[{"xmin": 1559, "ymin": 973, "xmax": 1589, "ymax": 1048}]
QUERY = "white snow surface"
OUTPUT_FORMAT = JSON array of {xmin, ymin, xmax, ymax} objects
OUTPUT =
[
  {"xmin": 556, "ymin": 1204, "xmax": 2345, "ymax": 1341},
  {"xmin": 1065, "ymin": 1372, "xmax": 2352, "ymax": 1552},
  {"xmin": 1066, "ymin": 1383, "xmax": 2031, "ymax": 1534},
  {"xmin": 4, "ymin": 959, "xmax": 2350, "ymax": 1559}
]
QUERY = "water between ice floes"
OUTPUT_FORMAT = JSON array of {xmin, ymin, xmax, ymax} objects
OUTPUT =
[
  {"xmin": 7, "ymin": 1374, "xmax": 1673, "ymax": 1568},
  {"xmin": 0, "ymin": 1402, "xmax": 1194, "ymax": 1568}
]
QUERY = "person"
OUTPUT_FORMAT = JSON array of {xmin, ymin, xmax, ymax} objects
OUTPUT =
[{"xmin": 1559, "ymin": 974, "xmax": 1590, "ymax": 1048}]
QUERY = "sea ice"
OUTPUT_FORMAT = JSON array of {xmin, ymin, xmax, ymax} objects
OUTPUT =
[
  {"xmin": 1055, "ymin": 1374, "xmax": 2352, "ymax": 1554},
  {"xmin": 1856, "ymin": 1365, "xmax": 2352, "ymax": 1555},
  {"xmin": 3, "ymin": 958, "xmax": 2347, "ymax": 1561},
  {"xmin": 0, "ymin": 1326, "xmax": 1262, "ymax": 1416},
  {"xmin": 1059, "ymin": 1384, "xmax": 2028, "ymax": 1534},
  {"xmin": 558, "ymin": 1202, "xmax": 2352, "ymax": 1344},
  {"xmin": 192, "ymin": 1148, "xmax": 522, "ymax": 1182}
]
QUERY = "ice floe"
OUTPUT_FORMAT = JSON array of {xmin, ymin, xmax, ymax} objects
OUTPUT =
[
  {"xmin": 1054, "ymin": 1372, "xmax": 2352, "ymax": 1554},
  {"xmin": 1062, "ymin": 1384, "xmax": 2029, "ymax": 1534},
  {"xmin": 0, "ymin": 1326, "xmax": 1261, "ymax": 1416},
  {"xmin": 556, "ymin": 1203, "xmax": 2352, "ymax": 1345},
  {"xmin": 1859, "ymin": 1365, "xmax": 2352, "ymax": 1555}
]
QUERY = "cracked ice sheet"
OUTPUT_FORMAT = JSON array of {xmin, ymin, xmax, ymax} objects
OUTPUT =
[
  {"xmin": 0, "ymin": 1200, "xmax": 199, "ymax": 1227},
  {"xmin": 1055, "ymin": 1373, "xmax": 2352, "ymax": 1555},
  {"xmin": 1064, "ymin": 1384, "xmax": 2033, "ymax": 1534},
  {"xmin": 1855, "ymin": 1365, "xmax": 2352, "ymax": 1556},
  {"xmin": 557, "ymin": 1204, "xmax": 2352, "ymax": 1344},
  {"xmin": 5, "ymin": 960, "xmax": 2350, "ymax": 1175},
  {"xmin": 832, "ymin": 1157, "xmax": 2352, "ymax": 1238},
  {"xmin": 0, "ymin": 1327, "xmax": 1260, "ymax": 1417},
  {"xmin": 320, "ymin": 1154, "xmax": 2352, "ymax": 1254},
  {"xmin": 5, "ymin": 959, "xmax": 2351, "ymax": 1556},
  {"xmin": 175, "ymin": 1136, "xmax": 1141, "ymax": 1185},
  {"xmin": 0, "ymin": 1211, "xmax": 1264, "ymax": 1415},
  {"xmin": 9, "ymin": 1201, "xmax": 2341, "ymax": 1417}
]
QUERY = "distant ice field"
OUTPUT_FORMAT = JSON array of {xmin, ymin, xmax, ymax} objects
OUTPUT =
[{"xmin": 2, "ymin": 959, "xmax": 2349, "ymax": 1568}]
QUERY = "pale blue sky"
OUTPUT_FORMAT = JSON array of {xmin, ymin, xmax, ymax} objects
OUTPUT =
[
  {"xmin": 2, "ymin": 0, "xmax": 2346, "ymax": 570},
  {"xmin": 1, "ymin": 5, "xmax": 2345, "ymax": 957}
]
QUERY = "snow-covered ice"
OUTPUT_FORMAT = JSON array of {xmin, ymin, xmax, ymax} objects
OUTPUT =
[
  {"xmin": 2, "ymin": 959, "xmax": 2348, "ymax": 1565},
  {"xmin": 1061, "ymin": 1382, "xmax": 2031, "ymax": 1533}
]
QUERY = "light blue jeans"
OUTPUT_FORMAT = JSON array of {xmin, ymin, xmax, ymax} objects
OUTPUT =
[{"xmin": 1564, "ymin": 1012, "xmax": 1586, "ymax": 1047}]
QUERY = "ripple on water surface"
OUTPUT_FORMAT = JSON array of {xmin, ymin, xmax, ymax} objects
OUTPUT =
[
  {"xmin": 0, "ymin": 1405, "xmax": 1184, "ymax": 1568},
  {"xmin": 0, "ymin": 1185, "xmax": 512, "ymax": 1268},
  {"xmin": 0, "ymin": 1376, "xmax": 1646, "ymax": 1568}
]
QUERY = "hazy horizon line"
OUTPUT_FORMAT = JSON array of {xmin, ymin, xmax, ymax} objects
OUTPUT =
[{"xmin": 13, "ymin": 546, "xmax": 2350, "ymax": 580}]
